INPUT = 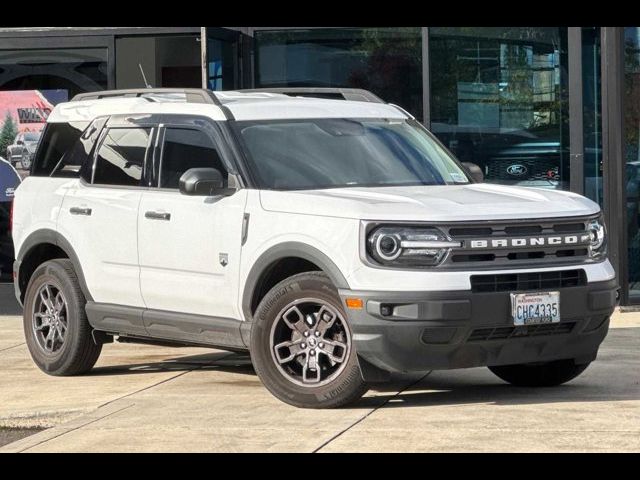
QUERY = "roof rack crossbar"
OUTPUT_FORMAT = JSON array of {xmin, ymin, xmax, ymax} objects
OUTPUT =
[{"xmin": 72, "ymin": 88, "xmax": 224, "ymax": 107}]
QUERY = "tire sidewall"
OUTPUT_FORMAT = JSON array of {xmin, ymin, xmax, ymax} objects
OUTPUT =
[
  {"xmin": 23, "ymin": 261, "xmax": 86, "ymax": 374},
  {"xmin": 250, "ymin": 273, "xmax": 365, "ymax": 408}
]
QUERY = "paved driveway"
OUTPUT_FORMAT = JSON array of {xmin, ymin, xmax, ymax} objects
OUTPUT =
[{"xmin": 1, "ymin": 306, "xmax": 639, "ymax": 452}]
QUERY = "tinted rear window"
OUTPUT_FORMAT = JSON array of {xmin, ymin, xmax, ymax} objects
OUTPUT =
[{"xmin": 32, "ymin": 122, "xmax": 89, "ymax": 177}]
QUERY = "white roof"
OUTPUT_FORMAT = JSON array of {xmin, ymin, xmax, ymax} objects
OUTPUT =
[
  {"xmin": 47, "ymin": 91, "xmax": 407, "ymax": 124},
  {"xmin": 47, "ymin": 97, "xmax": 228, "ymax": 123}
]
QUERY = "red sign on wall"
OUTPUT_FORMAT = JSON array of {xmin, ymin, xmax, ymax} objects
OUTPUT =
[{"xmin": 0, "ymin": 90, "xmax": 55, "ymax": 133}]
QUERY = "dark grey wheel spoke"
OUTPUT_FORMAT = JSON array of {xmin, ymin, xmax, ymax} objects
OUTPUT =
[
  {"xmin": 270, "ymin": 298, "xmax": 352, "ymax": 388},
  {"xmin": 282, "ymin": 306, "xmax": 309, "ymax": 335},
  {"xmin": 54, "ymin": 292, "xmax": 65, "ymax": 315},
  {"xmin": 318, "ymin": 338, "xmax": 348, "ymax": 364},
  {"xmin": 302, "ymin": 351, "xmax": 321, "ymax": 384},
  {"xmin": 315, "ymin": 306, "xmax": 337, "ymax": 335},
  {"xmin": 274, "ymin": 339, "xmax": 304, "ymax": 364}
]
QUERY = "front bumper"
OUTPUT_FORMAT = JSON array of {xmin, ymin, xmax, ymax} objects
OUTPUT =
[{"xmin": 339, "ymin": 278, "xmax": 618, "ymax": 374}]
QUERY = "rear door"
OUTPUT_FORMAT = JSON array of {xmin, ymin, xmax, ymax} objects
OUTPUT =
[
  {"xmin": 58, "ymin": 120, "xmax": 155, "ymax": 310},
  {"xmin": 138, "ymin": 121, "xmax": 247, "ymax": 319}
]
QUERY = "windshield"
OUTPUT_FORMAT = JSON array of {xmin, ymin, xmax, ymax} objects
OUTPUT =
[
  {"xmin": 24, "ymin": 132, "xmax": 40, "ymax": 142},
  {"xmin": 233, "ymin": 118, "xmax": 470, "ymax": 190}
]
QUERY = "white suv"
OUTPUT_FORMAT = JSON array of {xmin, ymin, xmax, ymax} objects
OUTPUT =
[{"xmin": 12, "ymin": 88, "xmax": 618, "ymax": 408}]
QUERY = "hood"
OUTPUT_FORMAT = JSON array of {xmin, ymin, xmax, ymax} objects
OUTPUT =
[{"xmin": 259, "ymin": 184, "xmax": 600, "ymax": 222}]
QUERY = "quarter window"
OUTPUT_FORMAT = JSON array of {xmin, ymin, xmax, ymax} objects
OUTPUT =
[
  {"xmin": 159, "ymin": 128, "xmax": 226, "ymax": 189},
  {"xmin": 93, "ymin": 128, "xmax": 151, "ymax": 186}
]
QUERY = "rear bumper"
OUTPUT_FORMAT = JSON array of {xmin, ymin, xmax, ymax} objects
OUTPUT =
[{"xmin": 339, "ymin": 278, "xmax": 618, "ymax": 374}]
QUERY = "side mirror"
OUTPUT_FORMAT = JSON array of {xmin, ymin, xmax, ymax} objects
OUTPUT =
[
  {"xmin": 179, "ymin": 168, "xmax": 231, "ymax": 196},
  {"xmin": 462, "ymin": 162, "xmax": 484, "ymax": 183},
  {"xmin": 16, "ymin": 140, "xmax": 24, "ymax": 145}
]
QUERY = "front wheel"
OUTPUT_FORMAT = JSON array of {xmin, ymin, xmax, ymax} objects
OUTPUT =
[
  {"xmin": 250, "ymin": 272, "xmax": 368, "ymax": 409},
  {"xmin": 489, "ymin": 359, "xmax": 591, "ymax": 387}
]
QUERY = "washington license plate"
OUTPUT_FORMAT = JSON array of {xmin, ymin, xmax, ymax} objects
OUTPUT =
[{"xmin": 511, "ymin": 292, "xmax": 560, "ymax": 326}]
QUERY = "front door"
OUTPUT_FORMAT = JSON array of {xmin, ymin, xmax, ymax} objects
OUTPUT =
[{"xmin": 138, "ymin": 125, "xmax": 247, "ymax": 319}]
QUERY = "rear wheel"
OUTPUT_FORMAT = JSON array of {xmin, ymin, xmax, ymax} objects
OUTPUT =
[
  {"xmin": 23, "ymin": 259, "xmax": 102, "ymax": 376},
  {"xmin": 489, "ymin": 359, "xmax": 590, "ymax": 387},
  {"xmin": 250, "ymin": 272, "xmax": 368, "ymax": 409}
]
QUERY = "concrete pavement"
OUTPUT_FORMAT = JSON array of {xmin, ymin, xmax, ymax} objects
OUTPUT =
[{"xmin": 1, "ymin": 305, "xmax": 639, "ymax": 452}]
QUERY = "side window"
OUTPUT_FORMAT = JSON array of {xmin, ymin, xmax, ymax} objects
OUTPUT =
[
  {"xmin": 93, "ymin": 128, "xmax": 151, "ymax": 186},
  {"xmin": 32, "ymin": 122, "xmax": 90, "ymax": 177},
  {"xmin": 159, "ymin": 128, "xmax": 227, "ymax": 189}
]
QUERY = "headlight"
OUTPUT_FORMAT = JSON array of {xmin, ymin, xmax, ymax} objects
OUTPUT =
[
  {"xmin": 367, "ymin": 226, "xmax": 460, "ymax": 267},
  {"xmin": 587, "ymin": 216, "xmax": 607, "ymax": 259}
]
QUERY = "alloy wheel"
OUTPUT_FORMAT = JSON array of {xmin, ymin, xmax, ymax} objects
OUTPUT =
[
  {"xmin": 32, "ymin": 283, "xmax": 68, "ymax": 355},
  {"xmin": 270, "ymin": 298, "xmax": 351, "ymax": 387}
]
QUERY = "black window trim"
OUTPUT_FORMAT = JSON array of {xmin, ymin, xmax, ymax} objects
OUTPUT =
[
  {"xmin": 87, "ymin": 125, "xmax": 157, "ymax": 189},
  {"xmin": 154, "ymin": 124, "xmax": 230, "ymax": 192}
]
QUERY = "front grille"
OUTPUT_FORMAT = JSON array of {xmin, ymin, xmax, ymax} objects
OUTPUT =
[
  {"xmin": 470, "ymin": 269, "xmax": 587, "ymax": 293},
  {"xmin": 467, "ymin": 322, "xmax": 576, "ymax": 342},
  {"xmin": 440, "ymin": 216, "xmax": 594, "ymax": 269}
]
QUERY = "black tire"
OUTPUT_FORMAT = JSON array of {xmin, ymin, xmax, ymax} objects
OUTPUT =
[
  {"xmin": 250, "ymin": 272, "xmax": 368, "ymax": 409},
  {"xmin": 489, "ymin": 359, "xmax": 591, "ymax": 387},
  {"xmin": 23, "ymin": 259, "xmax": 102, "ymax": 376}
]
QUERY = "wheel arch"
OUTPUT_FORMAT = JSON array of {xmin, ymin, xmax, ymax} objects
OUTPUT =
[
  {"xmin": 16, "ymin": 229, "xmax": 93, "ymax": 305},
  {"xmin": 241, "ymin": 242, "xmax": 350, "ymax": 322}
]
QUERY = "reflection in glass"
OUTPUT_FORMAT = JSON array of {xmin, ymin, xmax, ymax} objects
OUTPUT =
[
  {"xmin": 624, "ymin": 28, "xmax": 640, "ymax": 298},
  {"xmin": 583, "ymin": 27, "xmax": 603, "ymax": 204},
  {"xmin": 0, "ymin": 48, "xmax": 107, "ymax": 98},
  {"xmin": 94, "ymin": 128, "xmax": 151, "ymax": 186},
  {"xmin": 254, "ymin": 28, "xmax": 423, "ymax": 120},
  {"xmin": 429, "ymin": 27, "xmax": 569, "ymax": 189}
]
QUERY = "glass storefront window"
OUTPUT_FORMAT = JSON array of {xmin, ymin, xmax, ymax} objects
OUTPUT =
[
  {"xmin": 624, "ymin": 28, "xmax": 640, "ymax": 299},
  {"xmin": 583, "ymin": 27, "xmax": 603, "ymax": 205},
  {"xmin": 254, "ymin": 28, "xmax": 423, "ymax": 120},
  {"xmin": 207, "ymin": 38, "xmax": 236, "ymax": 91},
  {"xmin": 429, "ymin": 27, "xmax": 569, "ymax": 190},
  {"xmin": 0, "ymin": 48, "xmax": 108, "ymax": 99}
]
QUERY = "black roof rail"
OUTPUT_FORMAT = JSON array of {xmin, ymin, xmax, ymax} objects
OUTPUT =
[
  {"xmin": 72, "ymin": 88, "xmax": 223, "ymax": 107},
  {"xmin": 237, "ymin": 88, "xmax": 386, "ymax": 104}
]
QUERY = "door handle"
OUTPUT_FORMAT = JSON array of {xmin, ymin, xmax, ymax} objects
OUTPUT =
[
  {"xmin": 70, "ymin": 207, "xmax": 92, "ymax": 216},
  {"xmin": 145, "ymin": 211, "xmax": 171, "ymax": 221}
]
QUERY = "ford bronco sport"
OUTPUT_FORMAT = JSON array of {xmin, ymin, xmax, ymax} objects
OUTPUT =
[{"xmin": 12, "ymin": 88, "xmax": 618, "ymax": 409}]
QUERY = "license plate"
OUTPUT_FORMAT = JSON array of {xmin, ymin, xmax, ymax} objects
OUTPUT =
[{"xmin": 511, "ymin": 291, "xmax": 560, "ymax": 326}]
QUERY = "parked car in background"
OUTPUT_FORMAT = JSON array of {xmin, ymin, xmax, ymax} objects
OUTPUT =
[{"xmin": 6, "ymin": 131, "xmax": 41, "ymax": 169}]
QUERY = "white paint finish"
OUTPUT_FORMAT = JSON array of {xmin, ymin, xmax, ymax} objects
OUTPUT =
[
  {"xmin": 236, "ymin": 191, "xmax": 362, "ymax": 320},
  {"xmin": 219, "ymin": 94, "xmax": 407, "ymax": 121},
  {"xmin": 138, "ymin": 189, "xmax": 248, "ymax": 318},
  {"xmin": 48, "ymin": 98, "xmax": 227, "ymax": 124},
  {"xmin": 12, "ymin": 177, "xmax": 70, "ymax": 253},
  {"xmin": 345, "ymin": 259, "xmax": 616, "ymax": 292},
  {"xmin": 47, "ymin": 92, "xmax": 406, "ymax": 125},
  {"xmin": 57, "ymin": 181, "xmax": 144, "ymax": 307},
  {"xmin": 259, "ymin": 183, "xmax": 600, "ymax": 222}
]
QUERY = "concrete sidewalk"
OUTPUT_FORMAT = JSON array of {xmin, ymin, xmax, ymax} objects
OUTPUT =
[{"xmin": 1, "ymin": 308, "xmax": 639, "ymax": 452}]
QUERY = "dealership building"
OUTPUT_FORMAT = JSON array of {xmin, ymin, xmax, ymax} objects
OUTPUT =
[{"xmin": 0, "ymin": 26, "xmax": 638, "ymax": 305}]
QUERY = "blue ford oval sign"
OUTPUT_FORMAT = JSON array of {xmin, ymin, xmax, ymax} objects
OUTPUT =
[
  {"xmin": 0, "ymin": 157, "xmax": 22, "ymax": 202},
  {"xmin": 506, "ymin": 164, "xmax": 528, "ymax": 176}
]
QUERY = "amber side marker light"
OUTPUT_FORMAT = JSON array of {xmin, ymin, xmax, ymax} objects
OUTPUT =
[{"xmin": 345, "ymin": 298, "xmax": 364, "ymax": 310}]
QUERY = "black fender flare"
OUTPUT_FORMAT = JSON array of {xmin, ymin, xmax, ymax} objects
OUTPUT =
[
  {"xmin": 241, "ymin": 242, "xmax": 350, "ymax": 322},
  {"xmin": 16, "ymin": 229, "xmax": 93, "ymax": 303}
]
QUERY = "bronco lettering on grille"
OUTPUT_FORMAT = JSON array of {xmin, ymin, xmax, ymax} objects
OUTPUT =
[{"xmin": 469, "ymin": 234, "xmax": 591, "ymax": 249}]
